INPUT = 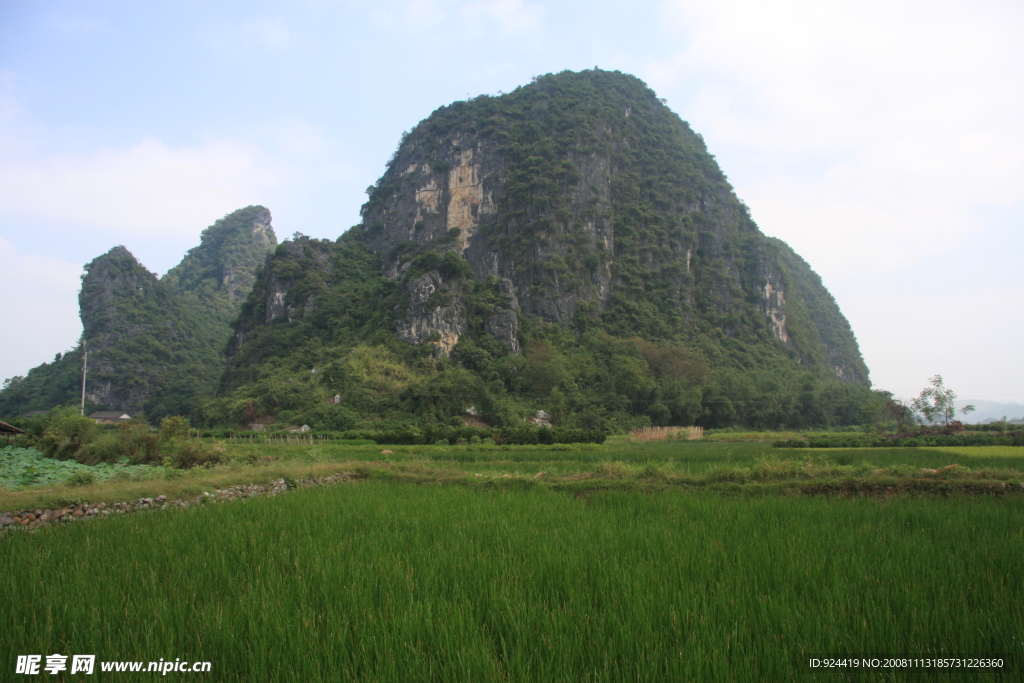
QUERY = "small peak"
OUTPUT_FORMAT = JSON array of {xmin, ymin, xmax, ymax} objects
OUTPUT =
[
  {"xmin": 201, "ymin": 205, "xmax": 277, "ymax": 247},
  {"xmin": 92, "ymin": 245, "xmax": 145, "ymax": 268},
  {"xmin": 105, "ymin": 245, "xmax": 135, "ymax": 258}
]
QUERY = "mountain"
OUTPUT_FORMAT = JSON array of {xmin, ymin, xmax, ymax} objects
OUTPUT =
[
  {"xmin": 214, "ymin": 70, "xmax": 874, "ymax": 431},
  {"xmin": 956, "ymin": 400, "xmax": 1024, "ymax": 424},
  {"xmin": 0, "ymin": 206, "xmax": 276, "ymax": 420}
]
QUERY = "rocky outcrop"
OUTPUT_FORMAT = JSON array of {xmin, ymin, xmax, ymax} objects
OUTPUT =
[
  {"xmin": 220, "ymin": 208, "xmax": 276, "ymax": 303},
  {"xmin": 164, "ymin": 205, "xmax": 277, "ymax": 306},
  {"xmin": 226, "ymin": 237, "xmax": 336, "ymax": 365},
  {"xmin": 0, "ymin": 474, "xmax": 354, "ymax": 532},
  {"xmin": 396, "ymin": 270, "xmax": 467, "ymax": 357},
  {"xmin": 358, "ymin": 69, "xmax": 869, "ymax": 385},
  {"xmin": 219, "ymin": 70, "xmax": 869, "ymax": 393},
  {"xmin": 78, "ymin": 246, "xmax": 189, "ymax": 412},
  {"xmin": 484, "ymin": 278, "xmax": 521, "ymax": 354},
  {"xmin": 365, "ymin": 138, "xmax": 615, "ymax": 329},
  {"xmin": 62, "ymin": 208, "xmax": 279, "ymax": 417}
]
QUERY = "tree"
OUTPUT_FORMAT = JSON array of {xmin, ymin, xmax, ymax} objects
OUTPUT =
[
  {"xmin": 882, "ymin": 397, "xmax": 917, "ymax": 433},
  {"xmin": 911, "ymin": 375, "xmax": 975, "ymax": 425}
]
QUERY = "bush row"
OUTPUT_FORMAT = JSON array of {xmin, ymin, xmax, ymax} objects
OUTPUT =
[
  {"xmin": 362, "ymin": 426, "xmax": 606, "ymax": 446},
  {"xmin": 774, "ymin": 433, "xmax": 1024, "ymax": 449},
  {"xmin": 204, "ymin": 426, "xmax": 605, "ymax": 445}
]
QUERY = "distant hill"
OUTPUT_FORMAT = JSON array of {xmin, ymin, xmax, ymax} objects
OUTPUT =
[
  {"xmin": 0, "ymin": 207, "xmax": 276, "ymax": 420},
  {"xmin": 957, "ymin": 400, "xmax": 1024, "ymax": 423}
]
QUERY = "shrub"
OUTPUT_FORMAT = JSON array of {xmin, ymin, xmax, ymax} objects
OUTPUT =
[
  {"xmin": 74, "ymin": 433, "xmax": 128, "ymax": 466},
  {"xmin": 159, "ymin": 415, "xmax": 191, "ymax": 441},
  {"xmin": 165, "ymin": 441, "xmax": 224, "ymax": 469},
  {"xmin": 37, "ymin": 409, "xmax": 97, "ymax": 460},
  {"xmin": 66, "ymin": 470, "xmax": 97, "ymax": 487},
  {"xmin": 115, "ymin": 421, "xmax": 160, "ymax": 463}
]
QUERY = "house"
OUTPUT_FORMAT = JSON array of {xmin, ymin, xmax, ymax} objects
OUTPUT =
[
  {"xmin": 88, "ymin": 411, "xmax": 132, "ymax": 424},
  {"xmin": 0, "ymin": 420, "xmax": 26, "ymax": 443},
  {"xmin": 23, "ymin": 410, "xmax": 48, "ymax": 418}
]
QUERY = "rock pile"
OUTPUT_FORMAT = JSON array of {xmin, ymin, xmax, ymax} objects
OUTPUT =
[{"xmin": 1, "ymin": 472, "xmax": 353, "ymax": 533}]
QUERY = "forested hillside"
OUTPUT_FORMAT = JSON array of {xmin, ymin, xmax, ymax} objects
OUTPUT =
[
  {"xmin": 2, "ymin": 72, "xmax": 878, "ymax": 430},
  {"xmin": 0, "ymin": 207, "xmax": 276, "ymax": 420},
  {"xmin": 212, "ymin": 70, "xmax": 876, "ymax": 432}
]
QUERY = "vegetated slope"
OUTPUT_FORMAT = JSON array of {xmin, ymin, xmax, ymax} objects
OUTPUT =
[
  {"xmin": 162, "ymin": 206, "xmax": 278, "ymax": 320},
  {"xmin": 0, "ymin": 207, "xmax": 276, "ymax": 420},
  {"xmin": 218, "ymin": 69, "xmax": 875, "ymax": 432}
]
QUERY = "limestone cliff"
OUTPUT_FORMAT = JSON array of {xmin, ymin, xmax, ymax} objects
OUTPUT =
[
  {"xmin": 78, "ymin": 246, "xmax": 199, "ymax": 413},
  {"xmin": 163, "ymin": 205, "xmax": 278, "ymax": 313},
  {"xmin": 0, "ymin": 207, "xmax": 277, "ymax": 419},
  {"xmin": 356, "ymin": 69, "xmax": 868, "ymax": 386}
]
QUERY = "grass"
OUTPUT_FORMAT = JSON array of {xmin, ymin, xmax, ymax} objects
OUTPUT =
[
  {"xmin": 4, "ymin": 441, "xmax": 1023, "ymax": 511},
  {"xmin": 0, "ymin": 460, "xmax": 360, "ymax": 511},
  {"xmin": 2, "ymin": 483, "xmax": 1021, "ymax": 681},
  {"xmin": 928, "ymin": 446, "xmax": 1024, "ymax": 458}
]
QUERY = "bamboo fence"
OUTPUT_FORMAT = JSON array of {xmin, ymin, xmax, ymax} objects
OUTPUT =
[
  {"xmin": 225, "ymin": 434, "xmax": 333, "ymax": 446},
  {"xmin": 629, "ymin": 426, "xmax": 704, "ymax": 442}
]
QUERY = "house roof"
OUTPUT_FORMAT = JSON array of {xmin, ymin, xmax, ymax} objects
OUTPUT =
[
  {"xmin": 0, "ymin": 420, "xmax": 26, "ymax": 435},
  {"xmin": 88, "ymin": 411, "xmax": 132, "ymax": 419}
]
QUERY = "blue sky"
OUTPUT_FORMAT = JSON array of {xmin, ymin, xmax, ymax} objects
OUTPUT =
[{"xmin": 1, "ymin": 0, "xmax": 1022, "ymax": 405}]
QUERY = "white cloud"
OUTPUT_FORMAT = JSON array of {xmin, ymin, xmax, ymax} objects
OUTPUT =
[
  {"xmin": 0, "ymin": 75, "xmax": 358, "ymax": 262},
  {"xmin": 647, "ymin": 0, "xmax": 1024, "ymax": 275},
  {"xmin": 843, "ymin": 285, "xmax": 1024, "ymax": 403},
  {"xmin": 0, "ymin": 237, "xmax": 83, "ymax": 384},
  {"xmin": 643, "ymin": 0, "xmax": 1024, "ymax": 399},
  {"xmin": 0, "ymin": 136, "xmax": 275, "ymax": 237}
]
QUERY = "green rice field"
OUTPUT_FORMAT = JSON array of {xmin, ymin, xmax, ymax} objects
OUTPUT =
[{"xmin": 3, "ymin": 448, "xmax": 1023, "ymax": 681}]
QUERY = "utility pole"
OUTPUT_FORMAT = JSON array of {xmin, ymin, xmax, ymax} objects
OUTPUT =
[{"xmin": 80, "ymin": 341, "xmax": 88, "ymax": 416}]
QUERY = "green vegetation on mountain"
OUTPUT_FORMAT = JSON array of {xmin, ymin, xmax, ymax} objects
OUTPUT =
[
  {"xmin": 219, "ymin": 70, "xmax": 877, "ymax": 432},
  {"xmin": 0, "ymin": 350, "xmax": 90, "ymax": 419},
  {"xmin": 163, "ymin": 205, "xmax": 278, "ymax": 318},
  {"xmin": 2, "ymin": 72, "xmax": 879, "ymax": 432},
  {"xmin": 0, "ymin": 207, "xmax": 276, "ymax": 421}
]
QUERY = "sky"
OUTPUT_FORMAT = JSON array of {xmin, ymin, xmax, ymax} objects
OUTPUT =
[{"xmin": 1, "ymin": 0, "xmax": 1022, "ymax": 406}]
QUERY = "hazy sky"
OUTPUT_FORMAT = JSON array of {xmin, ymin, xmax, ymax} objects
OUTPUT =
[{"xmin": 1, "ymin": 0, "xmax": 1021, "ymax": 404}]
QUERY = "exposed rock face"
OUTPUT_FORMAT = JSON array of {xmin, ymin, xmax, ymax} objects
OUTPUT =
[
  {"xmin": 226, "ymin": 236, "xmax": 338, "ymax": 367},
  {"xmin": 357, "ymin": 69, "xmax": 868, "ymax": 385},
  {"xmin": 164, "ymin": 205, "xmax": 278, "ymax": 309},
  {"xmin": 365, "ymin": 139, "xmax": 616, "ymax": 352},
  {"xmin": 220, "ymin": 70, "xmax": 869, "ymax": 393},
  {"xmin": 256, "ymin": 240, "xmax": 332, "ymax": 326},
  {"xmin": 484, "ymin": 278, "xmax": 520, "ymax": 355},
  {"xmin": 222, "ymin": 209, "xmax": 275, "ymax": 302},
  {"xmin": 396, "ymin": 270, "xmax": 466, "ymax": 356}
]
